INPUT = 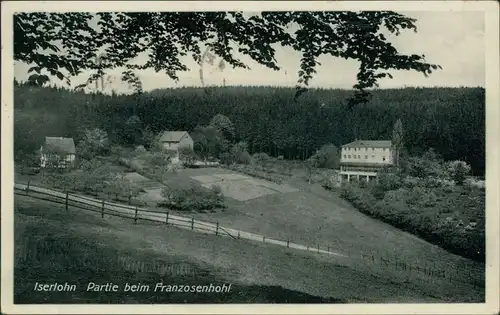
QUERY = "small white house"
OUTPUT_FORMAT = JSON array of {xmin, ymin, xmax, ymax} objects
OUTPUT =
[
  {"xmin": 159, "ymin": 131, "xmax": 193, "ymax": 163},
  {"xmin": 40, "ymin": 137, "xmax": 76, "ymax": 168}
]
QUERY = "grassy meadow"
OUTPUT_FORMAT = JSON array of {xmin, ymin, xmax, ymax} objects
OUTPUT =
[{"xmin": 14, "ymin": 194, "xmax": 483, "ymax": 303}]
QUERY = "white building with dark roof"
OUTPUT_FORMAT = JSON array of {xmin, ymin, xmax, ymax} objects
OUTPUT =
[
  {"xmin": 158, "ymin": 131, "xmax": 194, "ymax": 163},
  {"xmin": 40, "ymin": 137, "xmax": 76, "ymax": 168},
  {"xmin": 339, "ymin": 140, "xmax": 394, "ymax": 183}
]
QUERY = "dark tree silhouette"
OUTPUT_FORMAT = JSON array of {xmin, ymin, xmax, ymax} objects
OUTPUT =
[{"xmin": 14, "ymin": 11, "xmax": 441, "ymax": 104}]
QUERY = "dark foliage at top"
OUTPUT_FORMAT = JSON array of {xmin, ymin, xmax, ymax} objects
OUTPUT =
[{"xmin": 14, "ymin": 11, "xmax": 440, "ymax": 103}]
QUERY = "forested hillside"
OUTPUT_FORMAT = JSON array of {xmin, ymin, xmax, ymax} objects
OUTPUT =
[{"xmin": 14, "ymin": 83, "xmax": 485, "ymax": 175}]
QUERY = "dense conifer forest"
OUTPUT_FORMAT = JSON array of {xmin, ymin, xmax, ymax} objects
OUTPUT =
[{"xmin": 14, "ymin": 83, "xmax": 485, "ymax": 175}]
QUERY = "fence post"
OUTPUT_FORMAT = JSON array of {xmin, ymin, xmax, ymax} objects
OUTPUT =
[
  {"xmin": 327, "ymin": 246, "xmax": 330, "ymax": 253},
  {"xmin": 287, "ymin": 239, "xmax": 290, "ymax": 248},
  {"xmin": 65, "ymin": 192, "xmax": 69, "ymax": 211},
  {"xmin": 317, "ymin": 244, "xmax": 320, "ymax": 253},
  {"xmin": 237, "ymin": 231, "xmax": 240, "ymax": 239},
  {"xmin": 216, "ymin": 222, "xmax": 219, "ymax": 236},
  {"xmin": 166, "ymin": 212, "xmax": 169, "ymax": 225},
  {"xmin": 191, "ymin": 218, "xmax": 194, "ymax": 230},
  {"xmin": 101, "ymin": 200, "xmax": 105, "ymax": 218},
  {"xmin": 134, "ymin": 207, "xmax": 138, "ymax": 224}
]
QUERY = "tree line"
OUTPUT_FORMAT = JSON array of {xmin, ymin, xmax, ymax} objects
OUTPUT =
[{"xmin": 14, "ymin": 82, "xmax": 485, "ymax": 175}]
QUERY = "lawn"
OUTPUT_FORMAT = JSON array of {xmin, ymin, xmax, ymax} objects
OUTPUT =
[
  {"xmin": 13, "ymin": 158, "xmax": 485, "ymax": 303},
  {"xmin": 156, "ymin": 168, "xmax": 484, "ymax": 295},
  {"xmin": 13, "ymin": 194, "xmax": 482, "ymax": 303}
]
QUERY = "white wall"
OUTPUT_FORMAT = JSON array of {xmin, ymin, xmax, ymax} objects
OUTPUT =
[
  {"xmin": 161, "ymin": 134, "xmax": 194, "ymax": 152},
  {"xmin": 340, "ymin": 146, "xmax": 393, "ymax": 165},
  {"xmin": 40, "ymin": 153, "xmax": 75, "ymax": 168},
  {"xmin": 162, "ymin": 142, "xmax": 179, "ymax": 151}
]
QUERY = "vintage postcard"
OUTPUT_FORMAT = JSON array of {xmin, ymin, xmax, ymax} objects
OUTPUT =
[{"xmin": 1, "ymin": 1, "xmax": 499, "ymax": 314}]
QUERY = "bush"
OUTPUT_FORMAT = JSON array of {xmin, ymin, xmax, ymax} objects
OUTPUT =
[
  {"xmin": 446, "ymin": 160, "xmax": 471, "ymax": 185},
  {"xmin": 339, "ymin": 176, "xmax": 485, "ymax": 262},
  {"xmin": 371, "ymin": 184, "xmax": 386, "ymax": 200},
  {"xmin": 158, "ymin": 184, "xmax": 225, "ymax": 211},
  {"xmin": 231, "ymin": 141, "xmax": 252, "ymax": 165},
  {"xmin": 403, "ymin": 148, "xmax": 450, "ymax": 179},
  {"xmin": 219, "ymin": 152, "xmax": 232, "ymax": 165},
  {"xmin": 135, "ymin": 145, "xmax": 147, "ymax": 153},
  {"xmin": 211, "ymin": 184, "xmax": 222, "ymax": 195},
  {"xmin": 376, "ymin": 167, "xmax": 402, "ymax": 190},
  {"xmin": 77, "ymin": 128, "xmax": 110, "ymax": 160},
  {"xmin": 307, "ymin": 144, "xmax": 340, "ymax": 169},
  {"xmin": 146, "ymin": 152, "xmax": 172, "ymax": 168},
  {"xmin": 421, "ymin": 177, "xmax": 443, "ymax": 188},
  {"xmin": 252, "ymin": 152, "xmax": 270, "ymax": 161},
  {"xmin": 178, "ymin": 147, "xmax": 196, "ymax": 165},
  {"xmin": 402, "ymin": 176, "xmax": 420, "ymax": 188}
]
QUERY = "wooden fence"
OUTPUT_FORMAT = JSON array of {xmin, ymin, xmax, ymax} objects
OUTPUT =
[{"xmin": 14, "ymin": 182, "xmax": 484, "ymax": 290}]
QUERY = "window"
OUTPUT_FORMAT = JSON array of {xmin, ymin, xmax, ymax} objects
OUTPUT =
[
  {"xmin": 372, "ymin": 155, "xmax": 375, "ymax": 158},
  {"xmin": 365, "ymin": 155, "xmax": 368, "ymax": 159},
  {"xmin": 383, "ymin": 156, "xmax": 386, "ymax": 161},
  {"xmin": 372, "ymin": 148, "xmax": 375, "ymax": 151},
  {"xmin": 358, "ymin": 155, "xmax": 361, "ymax": 159},
  {"xmin": 343, "ymin": 155, "xmax": 347, "ymax": 158},
  {"xmin": 348, "ymin": 155, "xmax": 351, "ymax": 158}
]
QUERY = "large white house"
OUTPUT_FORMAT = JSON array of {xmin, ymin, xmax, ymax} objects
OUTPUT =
[{"xmin": 339, "ymin": 140, "xmax": 393, "ymax": 183}]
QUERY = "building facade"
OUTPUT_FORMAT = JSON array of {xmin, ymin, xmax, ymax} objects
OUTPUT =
[
  {"xmin": 40, "ymin": 137, "xmax": 76, "ymax": 168},
  {"xmin": 339, "ymin": 140, "xmax": 393, "ymax": 183},
  {"xmin": 159, "ymin": 131, "xmax": 194, "ymax": 163}
]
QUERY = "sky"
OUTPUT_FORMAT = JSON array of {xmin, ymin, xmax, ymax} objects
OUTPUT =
[{"xmin": 13, "ymin": 10, "xmax": 485, "ymax": 94}]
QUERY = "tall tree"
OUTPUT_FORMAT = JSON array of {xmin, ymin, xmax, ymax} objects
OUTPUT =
[
  {"xmin": 14, "ymin": 11, "xmax": 441, "ymax": 104},
  {"xmin": 209, "ymin": 114, "xmax": 235, "ymax": 143},
  {"xmin": 392, "ymin": 118, "xmax": 404, "ymax": 167}
]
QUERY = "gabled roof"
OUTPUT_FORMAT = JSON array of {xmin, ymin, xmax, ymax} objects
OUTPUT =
[
  {"xmin": 342, "ymin": 140, "xmax": 392, "ymax": 149},
  {"xmin": 42, "ymin": 137, "xmax": 76, "ymax": 154},
  {"xmin": 159, "ymin": 131, "xmax": 189, "ymax": 142}
]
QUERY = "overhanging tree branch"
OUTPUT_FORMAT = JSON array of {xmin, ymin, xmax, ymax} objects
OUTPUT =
[{"xmin": 14, "ymin": 11, "xmax": 441, "ymax": 105}]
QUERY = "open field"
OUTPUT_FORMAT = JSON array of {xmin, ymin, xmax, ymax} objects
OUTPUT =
[
  {"xmin": 153, "ymin": 167, "xmax": 485, "ymax": 288},
  {"xmin": 191, "ymin": 173, "xmax": 298, "ymax": 201},
  {"xmin": 14, "ymin": 161, "xmax": 485, "ymax": 301},
  {"xmin": 14, "ymin": 195, "xmax": 482, "ymax": 303},
  {"xmin": 15, "ymin": 196, "xmax": 348, "ymax": 303}
]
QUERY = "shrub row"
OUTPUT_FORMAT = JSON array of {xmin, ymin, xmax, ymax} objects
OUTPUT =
[
  {"xmin": 340, "ymin": 182, "xmax": 485, "ymax": 262},
  {"xmin": 157, "ymin": 185, "xmax": 226, "ymax": 212},
  {"xmin": 250, "ymin": 164, "xmax": 293, "ymax": 177}
]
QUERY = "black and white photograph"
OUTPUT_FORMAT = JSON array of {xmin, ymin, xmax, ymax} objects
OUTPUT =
[{"xmin": 1, "ymin": 1, "xmax": 499, "ymax": 314}]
